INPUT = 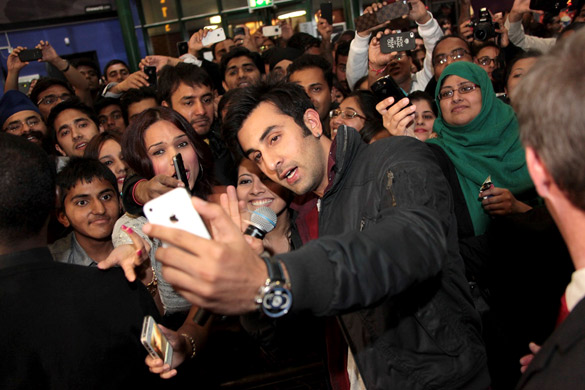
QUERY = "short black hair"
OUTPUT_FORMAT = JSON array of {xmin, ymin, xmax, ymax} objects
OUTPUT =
[
  {"xmin": 47, "ymin": 98, "xmax": 99, "ymax": 148},
  {"xmin": 103, "ymin": 59, "xmax": 129, "ymax": 78},
  {"xmin": 287, "ymin": 54, "xmax": 333, "ymax": 89},
  {"xmin": 72, "ymin": 58, "xmax": 101, "ymax": 78},
  {"xmin": 56, "ymin": 157, "xmax": 119, "ymax": 206},
  {"xmin": 157, "ymin": 63, "xmax": 214, "ymax": 105},
  {"xmin": 93, "ymin": 97, "xmax": 122, "ymax": 116},
  {"xmin": 335, "ymin": 40, "xmax": 351, "ymax": 59},
  {"xmin": 30, "ymin": 78, "xmax": 74, "ymax": 107},
  {"xmin": 504, "ymin": 50, "xmax": 542, "ymax": 87},
  {"xmin": 344, "ymin": 90, "xmax": 385, "ymax": 143},
  {"xmin": 287, "ymin": 32, "xmax": 321, "ymax": 53},
  {"xmin": 120, "ymin": 87, "xmax": 157, "ymax": 124},
  {"xmin": 219, "ymin": 47, "xmax": 265, "ymax": 81},
  {"xmin": 0, "ymin": 133, "xmax": 55, "ymax": 244},
  {"xmin": 222, "ymin": 81, "xmax": 314, "ymax": 159}
]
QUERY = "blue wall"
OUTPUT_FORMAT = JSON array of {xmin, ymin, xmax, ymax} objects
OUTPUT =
[{"xmin": 0, "ymin": 17, "xmax": 147, "ymax": 94}]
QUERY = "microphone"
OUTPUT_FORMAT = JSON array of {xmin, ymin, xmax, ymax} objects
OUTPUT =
[
  {"xmin": 244, "ymin": 206, "xmax": 277, "ymax": 239},
  {"xmin": 193, "ymin": 206, "xmax": 278, "ymax": 325}
]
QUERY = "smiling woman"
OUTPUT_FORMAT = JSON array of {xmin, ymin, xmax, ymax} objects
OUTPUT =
[{"xmin": 428, "ymin": 62, "xmax": 534, "ymax": 235}]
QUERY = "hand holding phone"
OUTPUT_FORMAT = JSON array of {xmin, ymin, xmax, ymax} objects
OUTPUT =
[
  {"xmin": 320, "ymin": 2, "xmax": 333, "ymax": 25},
  {"xmin": 144, "ymin": 66, "xmax": 157, "ymax": 87},
  {"xmin": 143, "ymin": 188, "xmax": 211, "ymax": 249},
  {"xmin": 201, "ymin": 28, "xmax": 227, "ymax": 47},
  {"xmin": 141, "ymin": 316, "xmax": 173, "ymax": 366},
  {"xmin": 379, "ymin": 31, "xmax": 416, "ymax": 53},
  {"xmin": 354, "ymin": 1, "xmax": 410, "ymax": 33},
  {"xmin": 18, "ymin": 49, "xmax": 43, "ymax": 63},
  {"xmin": 177, "ymin": 41, "xmax": 189, "ymax": 56}
]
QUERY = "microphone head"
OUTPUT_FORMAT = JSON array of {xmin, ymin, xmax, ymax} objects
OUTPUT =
[{"xmin": 250, "ymin": 206, "xmax": 277, "ymax": 234}]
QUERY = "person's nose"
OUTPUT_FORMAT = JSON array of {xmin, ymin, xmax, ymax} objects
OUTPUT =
[
  {"xmin": 250, "ymin": 177, "xmax": 266, "ymax": 196},
  {"xmin": 92, "ymin": 199, "xmax": 106, "ymax": 215}
]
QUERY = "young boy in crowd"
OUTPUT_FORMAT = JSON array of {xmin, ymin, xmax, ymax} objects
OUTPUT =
[{"xmin": 50, "ymin": 158, "xmax": 121, "ymax": 266}]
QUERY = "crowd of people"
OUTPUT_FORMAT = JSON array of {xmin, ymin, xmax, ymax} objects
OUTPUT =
[{"xmin": 1, "ymin": 0, "xmax": 585, "ymax": 388}]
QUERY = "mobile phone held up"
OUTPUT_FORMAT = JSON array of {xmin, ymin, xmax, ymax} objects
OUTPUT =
[
  {"xmin": 380, "ymin": 31, "xmax": 416, "ymax": 54},
  {"xmin": 262, "ymin": 25, "xmax": 282, "ymax": 37},
  {"xmin": 201, "ymin": 28, "xmax": 226, "ymax": 47},
  {"xmin": 144, "ymin": 66, "xmax": 157, "ymax": 87},
  {"xmin": 143, "ymin": 188, "xmax": 211, "ymax": 248},
  {"xmin": 354, "ymin": 0, "xmax": 411, "ymax": 32},
  {"xmin": 18, "ymin": 49, "xmax": 42, "ymax": 62},
  {"xmin": 141, "ymin": 316, "xmax": 173, "ymax": 366},
  {"xmin": 320, "ymin": 2, "xmax": 333, "ymax": 25},
  {"xmin": 370, "ymin": 75, "xmax": 410, "ymax": 107},
  {"xmin": 177, "ymin": 40, "xmax": 189, "ymax": 56}
]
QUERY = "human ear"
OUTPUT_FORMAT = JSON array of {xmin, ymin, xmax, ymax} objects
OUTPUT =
[
  {"xmin": 303, "ymin": 108, "xmax": 323, "ymax": 138},
  {"xmin": 55, "ymin": 144, "xmax": 67, "ymax": 157},
  {"xmin": 56, "ymin": 210, "xmax": 71, "ymax": 228},
  {"xmin": 161, "ymin": 100, "xmax": 170, "ymax": 108}
]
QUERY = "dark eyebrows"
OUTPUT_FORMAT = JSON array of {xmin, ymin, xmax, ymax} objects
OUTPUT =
[{"xmin": 243, "ymin": 125, "xmax": 278, "ymax": 157}]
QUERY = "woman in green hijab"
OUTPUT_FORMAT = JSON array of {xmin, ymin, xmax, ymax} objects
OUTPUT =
[{"xmin": 427, "ymin": 61, "xmax": 534, "ymax": 235}]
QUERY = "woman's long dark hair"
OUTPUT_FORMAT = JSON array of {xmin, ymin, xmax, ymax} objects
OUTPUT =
[
  {"xmin": 346, "ymin": 90, "xmax": 386, "ymax": 143},
  {"xmin": 84, "ymin": 131, "xmax": 121, "ymax": 160},
  {"xmin": 122, "ymin": 107, "xmax": 215, "ymax": 199}
]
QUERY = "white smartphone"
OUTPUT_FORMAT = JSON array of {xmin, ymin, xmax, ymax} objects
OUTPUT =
[
  {"xmin": 143, "ymin": 188, "xmax": 211, "ymax": 248},
  {"xmin": 201, "ymin": 28, "xmax": 226, "ymax": 47},
  {"xmin": 141, "ymin": 316, "xmax": 173, "ymax": 366},
  {"xmin": 262, "ymin": 25, "xmax": 282, "ymax": 37}
]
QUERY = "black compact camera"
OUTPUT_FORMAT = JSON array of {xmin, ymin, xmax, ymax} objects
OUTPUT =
[{"xmin": 471, "ymin": 8, "xmax": 498, "ymax": 41}]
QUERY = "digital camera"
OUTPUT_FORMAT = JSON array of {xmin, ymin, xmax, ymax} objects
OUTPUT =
[{"xmin": 471, "ymin": 8, "xmax": 498, "ymax": 41}]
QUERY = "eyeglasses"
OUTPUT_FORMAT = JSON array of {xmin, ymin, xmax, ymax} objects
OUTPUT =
[
  {"xmin": 437, "ymin": 83, "xmax": 480, "ymax": 100},
  {"xmin": 3, "ymin": 116, "xmax": 43, "ymax": 133},
  {"xmin": 37, "ymin": 93, "xmax": 72, "ymax": 106},
  {"xmin": 433, "ymin": 48, "xmax": 470, "ymax": 66},
  {"xmin": 329, "ymin": 108, "xmax": 366, "ymax": 120},
  {"xmin": 98, "ymin": 111, "xmax": 123, "ymax": 126},
  {"xmin": 477, "ymin": 56, "xmax": 497, "ymax": 67},
  {"xmin": 388, "ymin": 52, "xmax": 407, "ymax": 62}
]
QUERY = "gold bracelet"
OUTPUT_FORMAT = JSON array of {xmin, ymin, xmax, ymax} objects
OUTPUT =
[
  {"xmin": 146, "ymin": 266, "xmax": 157, "ymax": 297},
  {"xmin": 181, "ymin": 333, "xmax": 196, "ymax": 359}
]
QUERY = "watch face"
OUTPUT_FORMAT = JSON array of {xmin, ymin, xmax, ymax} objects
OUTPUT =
[{"xmin": 262, "ymin": 285, "xmax": 292, "ymax": 318}]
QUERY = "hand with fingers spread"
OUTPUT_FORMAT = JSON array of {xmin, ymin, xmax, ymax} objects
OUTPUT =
[
  {"xmin": 480, "ymin": 185, "xmax": 532, "ymax": 215},
  {"xmin": 134, "ymin": 175, "xmax": 185, "ymax": 206},
  {"xmin": 98, "ymin": 224, "xmax": 151, "ymax": 282},
  {"xmin": 142, "ymin": 196, "xmax": 268, "ymax": 315},
  {"xmin": 219, "ymin": 186, "xmax": 265, "ymax": 255},
  {"xmin": 376, "ymin": 96, "xmax": 417, "ymax": 137}
]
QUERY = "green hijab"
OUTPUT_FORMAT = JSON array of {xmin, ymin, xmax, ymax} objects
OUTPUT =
[{"xmin": 427, "ymin": 62, "xmax": 533, "ymax": 235}]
